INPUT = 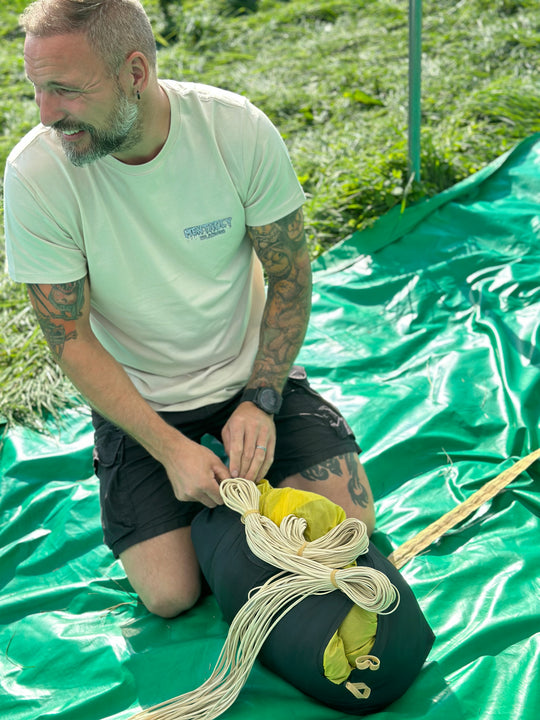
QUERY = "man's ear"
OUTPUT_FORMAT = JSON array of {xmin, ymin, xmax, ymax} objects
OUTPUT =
[{"xmin": 121, "ymin": 50, "xmax": 150, "ymax": 98}]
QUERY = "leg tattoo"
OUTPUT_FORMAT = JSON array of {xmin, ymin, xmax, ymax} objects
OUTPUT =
[
  {"xmin": 300, "ymin": 453, "xmax": 369, "ymax": 508},
  {"xmin": 344, "ymin": 452, "xmax": 369, "ymax": 509},
  {"xmin": 300, "ymin": 456, "xmax": 342, "ymax": 482}
]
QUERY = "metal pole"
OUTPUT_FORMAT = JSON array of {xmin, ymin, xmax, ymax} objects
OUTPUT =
[{"xmin": 408, "ymin": 0, "xmax": 422, "ymax": 182}]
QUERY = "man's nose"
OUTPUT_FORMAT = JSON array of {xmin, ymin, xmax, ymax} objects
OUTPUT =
[{"xmin": 35, "ymin": 89, "xmax": 65, "ymax": 127}]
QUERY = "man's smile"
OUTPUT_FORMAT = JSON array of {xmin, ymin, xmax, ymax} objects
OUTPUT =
[{"xmin": 60, "ymin": 128, "xmax": 86, "ymax": 140}]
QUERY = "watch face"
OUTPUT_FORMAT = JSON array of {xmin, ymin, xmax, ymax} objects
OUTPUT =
[{"xmin": 258, "ymin": 388, "xmax": 282, "ymax": 413}]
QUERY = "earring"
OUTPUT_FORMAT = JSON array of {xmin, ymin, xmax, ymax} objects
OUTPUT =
[{"xmin": 136, "ymin": 90, "xmax": 141, "ymax": 100}]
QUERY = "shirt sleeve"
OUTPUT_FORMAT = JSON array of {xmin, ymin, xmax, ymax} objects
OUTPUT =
[
  {"xmin": 239, "ymin": 103, "xmax": 306, "ymax": 227},
  {"xmin": 4, "ymin": 163, "xmax": 87, "ymax": 284}
]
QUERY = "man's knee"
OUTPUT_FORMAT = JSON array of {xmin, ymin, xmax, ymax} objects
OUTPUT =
[
  {"xmin": 141, "ymin": 580, "xmax": 201, "ymax": 618},
  {"xmin": 119, "ymin": 527, "xmax": 202, "ymax": 618}
]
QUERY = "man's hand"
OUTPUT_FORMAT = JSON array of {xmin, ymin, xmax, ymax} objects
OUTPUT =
[
  {"xmin": 222, "ymin": 401, "xmax": 276, "ymax": 481},
  {"xmin": 161, "ymin": 432, "xmax": 231, "ymax": 507}
]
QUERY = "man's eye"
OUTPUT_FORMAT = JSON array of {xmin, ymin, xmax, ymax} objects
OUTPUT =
[{"xmin": 57, "ymin": 88, "xmax": 81, "ymax": 97}]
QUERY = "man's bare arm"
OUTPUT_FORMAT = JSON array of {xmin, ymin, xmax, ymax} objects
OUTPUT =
[
  {"xmin": 27, "ymin": 281, "xmax": 85, "ymax": 360},
  {"xmin": 246, "ymin": 206, "xmax": 312, "ymax": 391},
  {"xmin": 26, "ymin": 277, "xmax": 229, "ymax": 505},
  {"xmin": 221, "ymin": 206, "xmax": 312, "ymax": 481}
]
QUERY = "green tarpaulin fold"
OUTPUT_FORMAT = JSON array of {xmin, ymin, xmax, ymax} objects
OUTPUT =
[{"xmin": 1, "ymin": 133, "xmax": 539, "ymax": 720}]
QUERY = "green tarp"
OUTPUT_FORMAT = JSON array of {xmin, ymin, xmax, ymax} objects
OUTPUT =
[{"xmin": 1, "ymin": 133, "xmax": 539, "ymax": 720}]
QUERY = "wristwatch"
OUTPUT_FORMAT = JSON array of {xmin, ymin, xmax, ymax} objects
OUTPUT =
[{"xmin": 241, "ymin": 387, "xmax": 283, "ymax": 415}]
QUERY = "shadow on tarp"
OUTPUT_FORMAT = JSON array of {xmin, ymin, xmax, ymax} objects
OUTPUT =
[{"xmin": 1, "ymin": 134, "xmax": 539, "ymax": 720}]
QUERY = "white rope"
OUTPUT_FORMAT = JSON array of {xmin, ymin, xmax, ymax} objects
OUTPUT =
[{"xmin": 128, "ymin": 478, "xmax": 399, "ymax": 720}]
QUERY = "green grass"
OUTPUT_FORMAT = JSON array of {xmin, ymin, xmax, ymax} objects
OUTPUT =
[{"xmin": 1, "ymin": 0, "xmax": 539, "ymax": 427}]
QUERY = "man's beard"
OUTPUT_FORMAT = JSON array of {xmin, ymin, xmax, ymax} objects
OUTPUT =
[{"xmin": 54, "ymin": 86, "xmax": 142, "ymax": 167}]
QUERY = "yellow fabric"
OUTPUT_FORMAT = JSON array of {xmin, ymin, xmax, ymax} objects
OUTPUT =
[
  {"xmin": 257, "ymin": 480, "xmax": 378, "ymax": 684},
  {"xmin": 323, "ymin": 606, "xmax": 378, "ymax": 684},
  {"xmin": 258, "ymin": 480, "xmax": 346, "ymax": 540}
]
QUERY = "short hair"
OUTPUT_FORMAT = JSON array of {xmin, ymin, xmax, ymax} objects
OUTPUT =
[{"xmin": 20, "ymin": 0, "xmax": 157, "ymax": 76}]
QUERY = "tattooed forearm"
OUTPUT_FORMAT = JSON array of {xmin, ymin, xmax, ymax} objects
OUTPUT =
[
  {"xmin": 27, "ymin": 280, "xmax": 85, "ymax": 360},
  {"xmin": 247, "ymin": 208, "xmax": 312, "ymax": 388}
]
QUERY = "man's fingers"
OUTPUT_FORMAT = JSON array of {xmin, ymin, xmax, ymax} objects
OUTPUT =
[
  {"xmin": 240, "ymin": 439, "xmax": 275, "ymax": 482},
  {"xmin": 227, "ymin": 430, "xmax": 246, "ymax": 478},
  {"xmin": 222, "ymin": 402, "xmax": 276, "ymax": 479},
  {"xmin": 175, "ymin": 469, "xmax": 227, "ymax": 507},
  {"xmin": 260, "ymin": 447, "xmax": 275, "ymax": 480}
]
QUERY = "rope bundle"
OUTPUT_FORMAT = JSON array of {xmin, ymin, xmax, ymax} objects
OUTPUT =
[
  {"xmin": 225, "ymin": 478, "xmax": 398, "ymax": 614},
  {"xmin": 129, "ymin": 478, "xmax": 399, "ymax": 720}
]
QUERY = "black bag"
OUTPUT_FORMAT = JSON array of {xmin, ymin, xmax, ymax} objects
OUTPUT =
[{"xmin": 192, "ymin": 505, "xmax": 435, "ymax": 715}]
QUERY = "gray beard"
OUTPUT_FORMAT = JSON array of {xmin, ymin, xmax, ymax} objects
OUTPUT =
[{"xmin": 56, "ymin": 91, "xmax": 142, "ymax": 167}]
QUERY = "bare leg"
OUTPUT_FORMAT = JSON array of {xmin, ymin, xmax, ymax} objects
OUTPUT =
[
  {"xmin": 119, "ymin": 526, "xmax": 201, "ymax": 618},
  {"xmin": 278, "ymin": 452, "xmax": 375, "ymax": 535}
]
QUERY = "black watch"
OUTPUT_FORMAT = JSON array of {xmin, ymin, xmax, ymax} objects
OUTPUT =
[{"xmin": 241, "ymin": 386, "xmax": 282, "ymax": 415}]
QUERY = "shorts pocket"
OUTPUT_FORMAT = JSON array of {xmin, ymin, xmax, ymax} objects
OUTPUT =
[
  {"xmin": 93, "ymin": 425, "xmax": 124, "ymax": 474},
  {"xmin": 93, "ymin": 425, "xmax": 135, "ymax": 552}
]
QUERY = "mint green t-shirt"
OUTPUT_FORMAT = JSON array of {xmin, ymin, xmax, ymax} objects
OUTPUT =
[{"xmin": 4, "ymin": 81, "xmax": 305, "ymax": 410}]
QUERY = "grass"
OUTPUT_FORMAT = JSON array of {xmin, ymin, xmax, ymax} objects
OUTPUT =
[{"xmin": 1, "ymin": 0, "xmax": 539, "ymax": 427}]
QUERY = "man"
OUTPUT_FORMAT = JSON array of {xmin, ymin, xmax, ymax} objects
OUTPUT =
[{"xmin": 4, "ymin": 0, "xmax": 375, "ymax": 618}]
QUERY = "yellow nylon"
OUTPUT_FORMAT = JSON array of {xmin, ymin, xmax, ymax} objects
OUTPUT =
[{"xmin": 257, "ymin": 480, "xmax": 346, "ymax": 540}]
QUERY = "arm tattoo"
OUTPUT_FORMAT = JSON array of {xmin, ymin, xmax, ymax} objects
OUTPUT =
[
  {"xmin": 300, "ymin": 453, "xmax": 370, "ymax": 509},
  {"xmin": 27, "ymin": 280, "xmax": 85, "ymax": 360},
  {"xmin": 247, "ymin": 208, "xmax": 312, "ymax": 388}
]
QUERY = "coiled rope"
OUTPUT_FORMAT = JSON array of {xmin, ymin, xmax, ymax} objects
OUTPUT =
[{"xmin": 128, "ymin": 477, "xmax": 399, "ymax": 720}]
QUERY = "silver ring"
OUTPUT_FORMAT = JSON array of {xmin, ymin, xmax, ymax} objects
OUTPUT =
[{"xmin": 256, "ymin": 445, "xmax": 267, "ymax": 452}]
